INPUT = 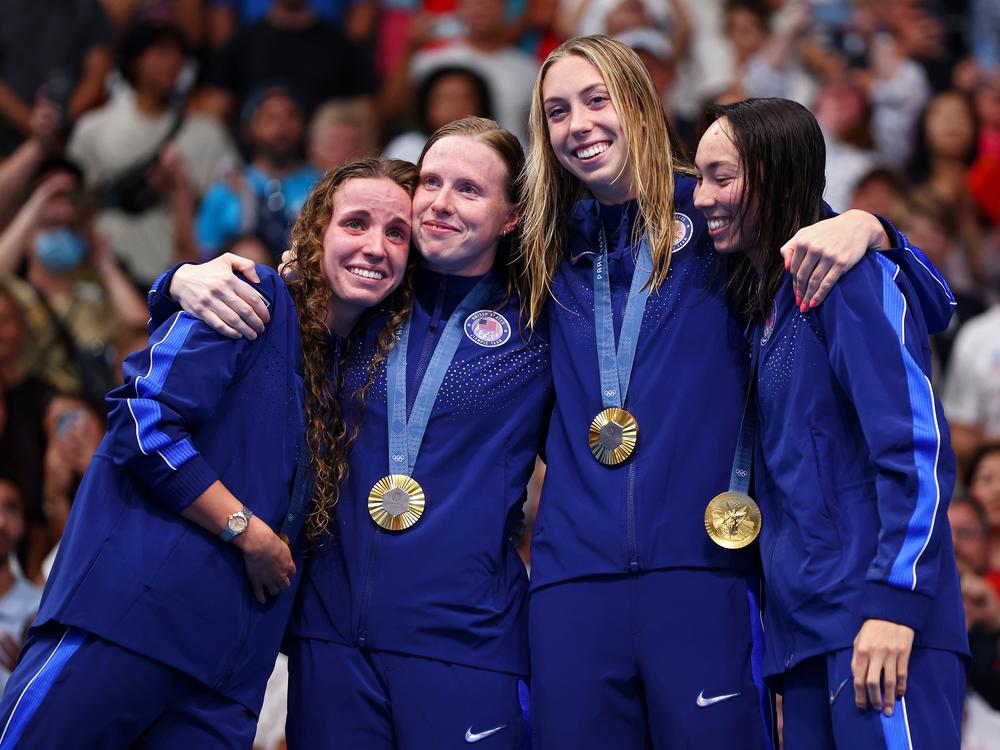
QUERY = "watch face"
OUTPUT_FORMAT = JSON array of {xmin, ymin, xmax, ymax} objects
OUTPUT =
[{"xmin": 229, "ymin": 514, "xmax": 249, "ymax": 534}]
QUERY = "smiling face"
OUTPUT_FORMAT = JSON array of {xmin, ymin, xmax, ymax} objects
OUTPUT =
[
  {"xmin": 413, "ymin": 135, "xmax": 518, "ymax": 276},
  {"xmin": 541, "ymin": 55, "xmax": 634, "ymax": 205},
  {"xmin": 693, "ymin": 118, "xmax": 753, "ymax": 257},
  {"xmin": 321, "ymin": 177, "xmax": 412, "ymax": 333}
]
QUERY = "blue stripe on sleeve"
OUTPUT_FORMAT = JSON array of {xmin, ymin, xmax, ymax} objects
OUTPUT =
[
  {"xmin": 127, "ymin": 314, "xmax": 198, "ymax": 471},
  {"xmin": 0, "ymin": 628, "xmax": 87, "ymax": 749},
  {"xmin": 875, "ymin": 255, "xmax": 943, "ymax": 592}
]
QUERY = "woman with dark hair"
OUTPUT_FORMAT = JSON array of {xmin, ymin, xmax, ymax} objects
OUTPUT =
[
  {"xmin": 382, "ymin": 66, "xmax": 494, "ymax": 163},
  {"xmin": 0, "ymin": 158, "xmax": 416, "ymax": 748},
  {"xmin": 694, "ymin": 97, "xmax": 968, "ymax": 750},
  {"xmin": 154, "ymin": 116, "xmax": 551, "ymax": 749}
]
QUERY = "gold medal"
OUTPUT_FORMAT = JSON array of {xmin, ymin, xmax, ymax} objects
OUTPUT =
[
  {"xmin": 368, "ymin": 474, "xmax": 425, "ymax": 531},
  {"xmin": 704, "ymin": 491, "xmax": 762, "ymax": 549},
  {"xmin": 588, "ymin": 407, "xmax": 639, "ymax": 465}
]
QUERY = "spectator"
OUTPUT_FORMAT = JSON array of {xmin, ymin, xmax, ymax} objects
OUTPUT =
[
  {"xmin": 0, "ymin": 0, "xmax": 114, "ymax": 156},
  {"xmin": 68, "ymin": 22, "xmax": 238, "ymax": 287},
  {"xmin": 307, "ymin": 99, "xmax": 378, "ymax": 172},
  {"xmin": 968, "ymin": 70, "xmax": 1000, "ymax": 228},
  {"xmin": 99, "ymin": 0, "xmax": 207, "ymax": 49},
  {"xmin": 382, "ymin": 0, "xmax": 539, "ymax": 144},
  {"xmin": 848, "ymin": 165, "xmax": 906, "ymax": 218},
  {"xmin": 219, "ymin": 232, "xmax": 272, "ymax": 266},
  {"xmin": 971, "ymin": 444, "xmax": 1000, "ymax": 571},
  {"xmin": 207, "ymin": 0, "xmax": 375, "ymax": 48},
  {"xmin": 943, "ymin": 307, "xmax": 1000, "ymax": 474},
  {"xmin": 0, "ymin": 470, "xmax": 42, "ymax": 695},
  {"xmin": 383, "ymin": 65, "xmax": 493, "ymax": 163},
  {"xmin": 557, "ymin": 0, "xmax": 690, "ymax": 58},
  {"xmin": 0, "ymin": 161, "xmax": 148, "ymax": 402},
  {"xmin": 196, "ymin": 84, "xmax": 320, "ymax": 261},
  {"xmin": 615, "ymin": 27, "xmax": 677, "ymax": 120},
  {"xmin": 203, "ymin": 0, "xmax": 377, "ymax": 123},
  {"xmin": 38, "ymin": 394, "xmax": 104, "ymax": 580},
  {"xmin": 0, "ymin": 287, "xmax": 51, "ymax": 584},
  {"xmin": 951, "ymin": 495, "xmax": 1000, "ymax": 598},
  {"xmin": 813, "ymin": 77, "xmax": 879, "ymax": 212},
  {"xmin": 0, "ymin": 98, "xmax": 62, "ymax": 229},
  {"xmin": 896, "ymin": 189, "xmax": 987, "ymax": 373}
]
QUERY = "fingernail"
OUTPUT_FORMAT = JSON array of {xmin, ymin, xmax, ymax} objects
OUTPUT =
[
  {"xmin": 809, "ymin": 299, "xmax": 817, "ymax": 308},
  {"xmin": 885, "ymin": 707, "xmax": 893, "ymax": 717}
]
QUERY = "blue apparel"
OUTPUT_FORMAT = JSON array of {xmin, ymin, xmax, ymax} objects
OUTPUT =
[
  {"xmin": 781, "ymin": 648, "xmax": 964, "ymax": 750},
  {"xmin": 752, "ymin": 253, "xmax": 969, "ymax": 680},
  {"xmin": 0, "ymin": 626, "xmax": 257, "ymax": 749},
  {"xmin": 530, "ymin": 175, "xmax": 955, "ymax": 592},
  {"xmin": 285, "ymin": 639, "xmax": 530, "ymax": 749},
  {"xmin": 289, "ymin": 266, "xmax": 552, "ymax": 677},
  {"xmin": 31, "ymin": 264, "xmax": 305, "ymax": 714},
  {"xmin": 209, "ymin": 0, "xmax": 360, "ymax": 26},
  {"xmin": 195, "ymin": 165, "xmax": 321, "ymax": 257},
  {"xmin": 529, "ymin": 570, "xmax": 771, "ymax": 750}
]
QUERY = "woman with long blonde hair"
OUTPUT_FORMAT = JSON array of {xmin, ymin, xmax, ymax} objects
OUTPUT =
[
  {"xmin": 0, "ymin": 159, "xmax": 416, "ymax": 749},
  {"xmin": 521, "ymin": 36, "xmax": 954, "ymax": 749}
]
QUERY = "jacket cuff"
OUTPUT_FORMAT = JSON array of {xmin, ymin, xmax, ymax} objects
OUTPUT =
[
  {"xmin": 860, "ymin": 580, "xmax": 932, "ymax": 633},
  {"xmin": 147, "ymin": 262, "xmax": 194, "ymax": 333},
  {"xmin": 873, "ymin": 214, "xmax": 905, "ymax": 252},
  {"xmin": 155, "ymin": 454, "xmax": 219, "ymax": 513}
]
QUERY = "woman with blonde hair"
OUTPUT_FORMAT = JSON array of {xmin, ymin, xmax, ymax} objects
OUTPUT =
[
  {"xmin": 521, "ymin": 35, "xmax": 955, "ymax": 748},
  {"xmin": 0, "ymin": 159, "xmax": 416, "ymax": 749},
  {"xmin": 156, "ymin": 117, "xmax": 551, "ymax": 748}
]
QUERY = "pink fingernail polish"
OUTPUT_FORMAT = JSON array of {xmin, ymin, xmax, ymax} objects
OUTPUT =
[{"xmin": 810, "ymin": 299, "xmax": 817, "ymax": 308}]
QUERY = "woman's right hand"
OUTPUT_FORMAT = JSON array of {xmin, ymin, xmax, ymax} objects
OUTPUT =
[
  {"xmin": 235, "ymin": 517, "xmax": 296, "ymax": 605},
  {"xmin": 169, "ymin": 253, "xmax": 271, "ymax": 339}
]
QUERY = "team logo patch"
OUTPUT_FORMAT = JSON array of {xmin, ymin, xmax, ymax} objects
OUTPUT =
[
  {"xmin": 672, "ymin": 212, "xmax": 694, "ymax": 252},
  {"xmin": 464, "ymin": 310, "xmax": 511, "ymax": 347},
  {"xmin": 761, "ymin": 302, "xmax": 777, "ymax": 346}
]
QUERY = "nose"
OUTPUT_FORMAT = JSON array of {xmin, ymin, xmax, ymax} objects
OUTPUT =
[
  {"xmin": 568, "ymin": 104, "xmax": 592, "ymax": 137},
  {"xmin": 430, "ymin": 186, "xmax": 453, "ymax": 214},
  {"xmin": 693, "ymin": 180, "xmax": 712, "ymax": 211}
]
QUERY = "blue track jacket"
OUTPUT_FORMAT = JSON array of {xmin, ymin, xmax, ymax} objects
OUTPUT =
[
  {"xmin": 753, "ymin": 253, "xmax": 968, "ymax": 679},
  {"xmin": 37, "ymin": 265, "xmax": 305, "ymax": 713},
  {"xmin": 289, "ymin": 266, "xmax": 553, "ymax": 677},
  {"xmin": 530, "ymin": 174, "xmax": 956, "ymax": 592}
]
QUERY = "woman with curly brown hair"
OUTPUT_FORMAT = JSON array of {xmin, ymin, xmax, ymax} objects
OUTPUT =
[
  {"xmin": 0, "ymin": 158, "xmax": 417, "ymax": 750},
  {"xmin": 166, "ymin": 117, "xmax": 553, "ymax": 749}
]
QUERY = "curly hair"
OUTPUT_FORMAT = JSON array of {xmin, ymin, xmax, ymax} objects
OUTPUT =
[{"xmin": 283, "ymin": 158, "xmax": 418, "ymax": 540}]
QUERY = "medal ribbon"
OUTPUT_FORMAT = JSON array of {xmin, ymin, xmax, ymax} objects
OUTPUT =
[
  {"xmin": 728, "ymin": 334, "xmax": 761, "ymax": 495},
  {"xmin": 386, "ymin": 273, "xmax": 501, "ymax": 476},
  {"xmin": 594, "ymin": 228, "xmax": 654, "ymax": 410}
]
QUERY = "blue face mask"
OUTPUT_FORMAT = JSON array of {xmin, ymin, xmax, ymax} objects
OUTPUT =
[{"xmin": 35, "ymin": 228, "xmax": 87, "ymax": 273}]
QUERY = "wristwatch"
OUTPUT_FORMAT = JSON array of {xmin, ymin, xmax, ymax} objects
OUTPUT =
[{"xmin": 219, "ymin": 507, "xmax": 253, "ymax": 542}]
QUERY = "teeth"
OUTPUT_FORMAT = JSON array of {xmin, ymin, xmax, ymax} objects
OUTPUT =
[
  {"xmin": 349, "ymin": 267, "xmax": 384, "ymax": 280},
  {"xmin": 708, "ymin": 218, "xmax": 730, "ymax": 230},
  {"xmin": 575, "ymin": 143, "xmax": 609, "ymax": 159}
]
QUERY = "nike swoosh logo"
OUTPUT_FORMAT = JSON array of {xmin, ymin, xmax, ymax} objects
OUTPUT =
[
  {"xmin": 696, "ymin": 690, "xmax": 741, "ymax": 707},
  {"xmin": 465, "ymin": 725, "xmax": 506, "ymax": 743},
  {"xmin": 829, "ymin": 677, "xmax": 851, "ymax": 705}
]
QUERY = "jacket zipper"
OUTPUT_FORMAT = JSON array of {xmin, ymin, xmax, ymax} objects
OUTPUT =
[
  {"xmin": 358, "ymin": 277, "xmax": 446, "ymax": 646},
  {"xmin": 357, "ymin": 529, "xmax": 381, "ymax": 647},
  {"xmin": 626, "ymin": 459, "xmax": 639, "ymax": 572}
]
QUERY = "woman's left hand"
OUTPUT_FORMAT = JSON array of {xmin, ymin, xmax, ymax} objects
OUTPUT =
[
  {"xmin": 781, "ymin": 210, "xmax": 888, "ymax": 311},
  {"xmin": 851, "ymin": 618, "xmax": 914, "ymax": 717}
]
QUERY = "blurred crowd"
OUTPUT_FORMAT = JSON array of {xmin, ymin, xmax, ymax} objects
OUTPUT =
[{"xmin": 0, "ymin": 0, "xmax": 998, "ymax": 747}]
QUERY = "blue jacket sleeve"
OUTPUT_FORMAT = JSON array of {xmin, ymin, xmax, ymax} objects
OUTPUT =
[
  {"xmin": 817, "ymin": 254, "xmax": 955, "ymax": 633},
  {"xmin": 147, "ymin": 263, "xmax": 192, "ymax": 333},
  {"xmin": 875, "ymin": 216, "xmax": 956, "ymax": 335},
  {"xmin": 108, "ymin": 269, "xmax": 278, "ymax": 513}
]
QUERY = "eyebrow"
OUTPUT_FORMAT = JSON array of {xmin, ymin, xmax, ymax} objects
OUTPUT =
[
  {"xmin": 702, "ymin": 160, "xmax": 737, "ymax": 171},
  {"xmin": 543, "ymin": 83, "xmax": 608, "ymax": 105}
]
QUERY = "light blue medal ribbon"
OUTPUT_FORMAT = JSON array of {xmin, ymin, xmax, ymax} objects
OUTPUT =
[
  {"xmin": 588, "ymin": 227, "xmax": 652, "ymax": 465},
  {"xmin": 704, "ymin": 330, "xmax": 763, "ymax": 549},
  {"xmin": 368, "ymin": 273, "xmax": 501, "ymax": 530}
]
